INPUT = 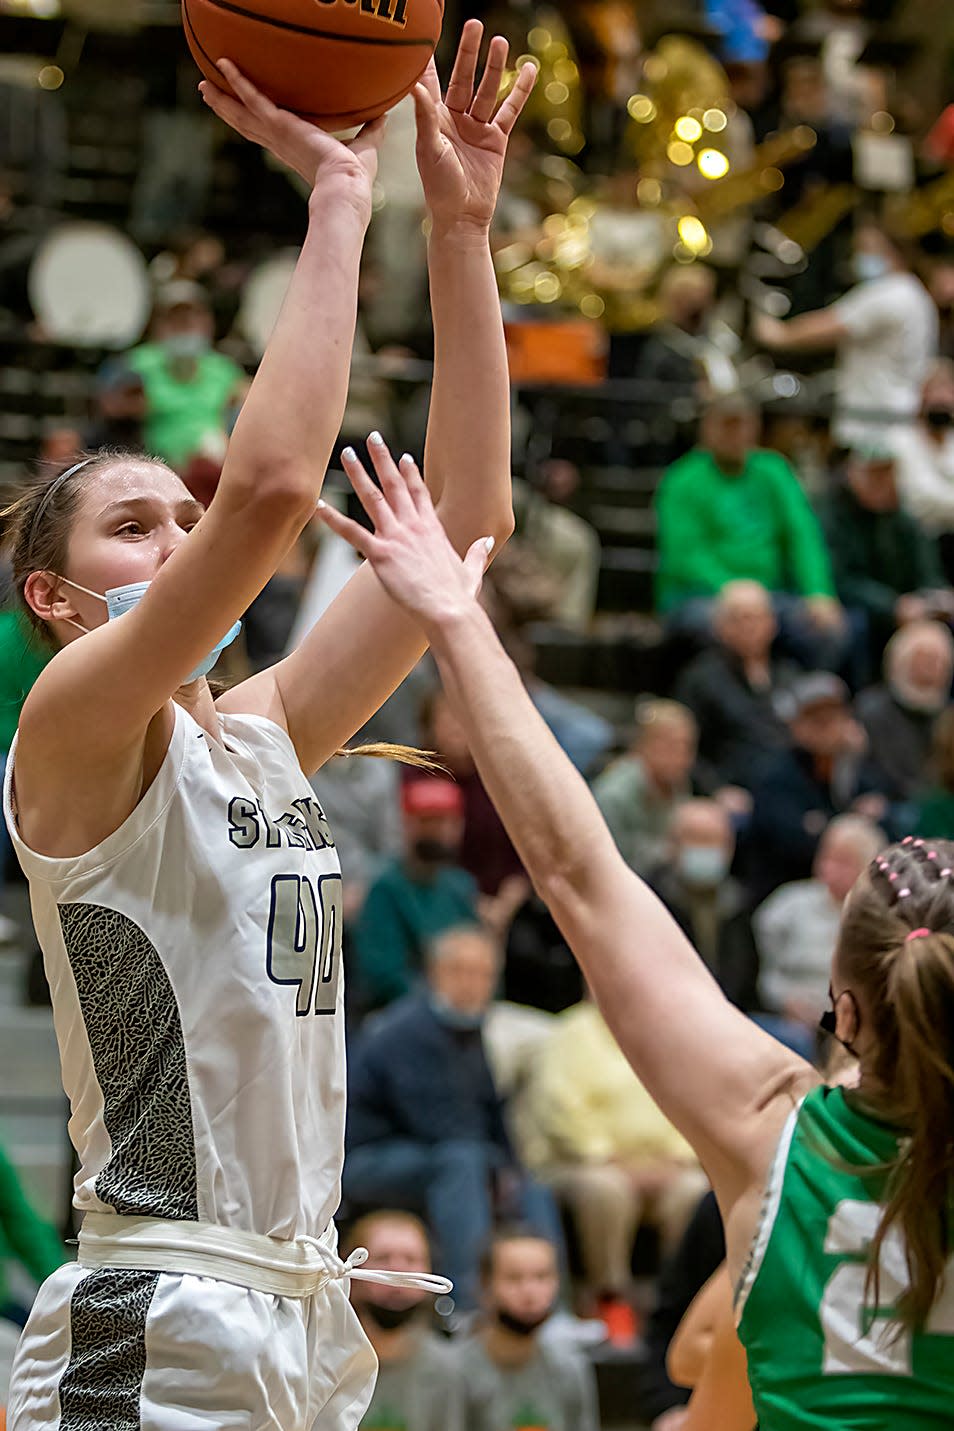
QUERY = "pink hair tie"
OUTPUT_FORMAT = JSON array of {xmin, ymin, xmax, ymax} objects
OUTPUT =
[{"xmin": 905, "ymin": 927, "xmax": 931, "ymax": 943}]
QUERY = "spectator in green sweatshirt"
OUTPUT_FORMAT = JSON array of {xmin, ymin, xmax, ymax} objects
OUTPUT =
[
  {"xmin": 654, "ymin": 395, "xmax": 847, "ymax": 670},
  {"xmin": 0, "ymin": 1138, "xmax": 66, "ymax": 1326}
]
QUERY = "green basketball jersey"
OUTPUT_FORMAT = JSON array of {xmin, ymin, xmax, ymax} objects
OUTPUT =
[{"xmin": 736, "ymin": 1085, "xmax": 954, "ymax": 1429}]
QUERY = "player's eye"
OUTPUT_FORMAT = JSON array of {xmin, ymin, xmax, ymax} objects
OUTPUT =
[{"xmin": 115, "ymin": 521, "xmax": 145, "ymax": 536}]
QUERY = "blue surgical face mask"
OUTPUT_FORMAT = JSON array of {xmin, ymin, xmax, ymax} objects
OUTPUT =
[
  {"xmin": 677, "ymin": 844, "xmax": 730, "ymax": 888},
  {"xmin": 59, "ymin": 576, "xmax": 240, "ymax": 684},
  {"xmin": 853, "ymin": 253, "xmax": 889, "ymax": 283}
]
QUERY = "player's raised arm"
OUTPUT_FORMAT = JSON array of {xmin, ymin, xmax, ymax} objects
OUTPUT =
[
  {"xmin": 16, "ymin": 66, "xmax": 381, "ymax": 775},
  {"xmin": 241, "ymin": 25, "xmax": 536, "ymax": 773},
  {"xmin": 317, "ymin": 445, "xmax": 816, "ymax": 1205}
]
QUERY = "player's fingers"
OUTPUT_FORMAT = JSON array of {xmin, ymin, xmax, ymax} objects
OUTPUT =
[
  {"xmin": 470, "ymin": 35, "xmax": 508, "ymax": 124},
  {"xmin": 200, "ymin": 83, "xmax": 266, "ymax": 146},
  {"xmin": 216, "ymin": 59, "xmax": 279, "ymax": 121},
  {"xmin": 349, "ymin": 114, "xmax": 388, "ymax": 156},
  {"xmin": 494, "ymin": 61, "xmax": 538, "ymax": 135},
  {"xmin": 365, "ymin": 432, "xmax": 415, "ymax": 518},
  {"xmin": 418, "ymin": 56, "xmax": 442, "ymax": 103},
  {"xmin": 446, "ymin": 18, "xmax": 482, "ymax": 112},
  {"xmin": 315, "ymin": 500, "xmax": 380, "ymax": 559},
  {"xmin": 341, "ymin": 445, "xmax": 393, "ymax": 528},
  {"xmin": 412, "ymin": 84, "xmax": 443, "ymax": 160}
]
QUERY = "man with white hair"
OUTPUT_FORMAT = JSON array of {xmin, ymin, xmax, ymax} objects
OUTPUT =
[
  {"xmin": 675, "ymin": 580, "xmax": 795, "ymax": 797},
  {"xmin": 855, "ymin": 620, "xmax": 954, "ymax": 803},
  {"xmin": 753, "ymin": 815, "xmax": 885, "ymax": 1059}
]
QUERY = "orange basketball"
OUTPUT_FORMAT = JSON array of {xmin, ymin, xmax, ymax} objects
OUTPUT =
[{"xmin": 182, "ymin": 0, "xmax": 443, "ymax": 130}]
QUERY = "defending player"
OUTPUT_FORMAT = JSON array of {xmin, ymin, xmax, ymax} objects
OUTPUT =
[
  {"xmin": 2, "ymin": 29, "xmax": 534, "ymax": 1431},
  {"xmin": 320, "ymin": 443, "xmax": 954, "ymax": 1430}
]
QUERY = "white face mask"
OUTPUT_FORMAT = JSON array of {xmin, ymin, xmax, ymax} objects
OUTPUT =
[
  {"xmin": 677, "ymin": 844, "xmax": 730, "ymax": 888},
  {"xmin": 853, "ymin": 253, "xmax": 889, "ymax": 283},
  {"xmin": 56, "ymin": 576, "xmax": 241, "ymax": 684}
]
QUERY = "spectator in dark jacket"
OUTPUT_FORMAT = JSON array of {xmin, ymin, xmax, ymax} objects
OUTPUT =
[
  {"xmin": 741, "ymin": 672, "xmax": 884, "ymax": 903},
  {"xmin": 855, "ymin": 620, "xmax": 954, "ymax": 804},
  {"xmin": 675, "ymin": 580, "xmax": 795, "ymax": 798},
  {"xmin": 344, "ymin": 926, "xmax": 562, "ymax": 1310},
  {"xmin": 820, "ymin": 449, "xmax": 946, "ymax": 674},
  {"xmin": 648, "ymin": 800, "xmax": 760, "ymax": 1010}
]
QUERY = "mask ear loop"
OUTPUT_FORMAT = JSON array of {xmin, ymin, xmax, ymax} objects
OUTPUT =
[{"xmin": 40, "ymin": 574, "xmax": 105, "ymax": 638}]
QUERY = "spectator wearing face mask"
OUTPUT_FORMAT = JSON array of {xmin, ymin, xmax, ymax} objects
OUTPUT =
[
  {"xmin": 452, "ymin": 1229, "xmax": 599, "ymax": 1431},
  {"xmin": 753, "ymin": 815, "xmax": 885, "ymax": 1059},
  {"xmin": 344, "ymin": 927, "xmax": 562, "ymax": 1311},
  {"xmin": 887, "ymin": 361, "xmax": 954, "ymax": 537},
  {"xmin": 344, "ymin": 1211, "xmax": 463, "ymax": 1431},
  {"xmin": 635, "ymin": 264, "xmax": 739, "ymax": 400},
  {"xmin": 123, "ymin": 281, "xmax": 248, "ymax": 475},
  {"xmin": 592, "ymin": 699, "xmax": 697, "ymax": 877},
  {"xmin": 648, "ymin": 800, "xmax": 759, "ymax": 1010},
  {"xmin": 856, "ymin": 621, "xmax": 954, "ymax": 805},
  {"xmin": 755, "ymin": 215, "xmax": 938, "ymax": 449},
  {"xmin": 351, "ymin": 777, "xmax": 481, "ymax": 1010}
]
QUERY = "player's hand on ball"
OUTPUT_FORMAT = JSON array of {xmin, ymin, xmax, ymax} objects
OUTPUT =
[
  {"xmin": 200, "ymin": 60, "xmax": 384, "ymax": 217},
  {"xmin": 316, "ymin": 434, "xmax": 493, "ymax": 624},
  {"xmin": 413, "ymin": 19, "xmax": 537, "ymax": 234}
]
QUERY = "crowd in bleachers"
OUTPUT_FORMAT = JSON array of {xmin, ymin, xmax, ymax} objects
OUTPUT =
[{"xmin": 1, "ymin": 0, "xmax": 953, "ymax": 1424}]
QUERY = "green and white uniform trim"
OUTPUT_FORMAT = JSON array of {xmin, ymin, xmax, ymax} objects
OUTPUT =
[{"xmin": 736, "ymin": 1085, "xmax": 954, "ymax": 1430}]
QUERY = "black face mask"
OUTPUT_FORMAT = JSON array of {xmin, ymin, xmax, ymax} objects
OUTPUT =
[
  {"xmin": 362, "ymin": 1299, "xmax": 421, "ymax": 1332},
  {"xmin": 819, "ymin": 987, "xmax": 860, "ymax": 1058},
  {"xmin": 412, "ymin": 838, "xmax": 458, "ymax": 865},
  {"xmin": 495, "ymin": 1305, "xmax": 554, "ymax": 1337},
  {"xmin": 925, "ymin": 407, "xmax": 954, "ymax": 430}
]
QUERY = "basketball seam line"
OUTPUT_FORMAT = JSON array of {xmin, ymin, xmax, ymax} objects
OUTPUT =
[
  {"xmin": 189, "ymin": 0, "xmax": 437, "ymax": 47},
  {"xmin": 184, "ymin": 0, "xmax": 428, "ymax": 119}
]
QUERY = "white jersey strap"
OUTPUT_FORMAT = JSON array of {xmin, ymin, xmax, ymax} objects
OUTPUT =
[{"xmin": 77, "ymin": 1213, "xmax": 452, "ymax": 1300}]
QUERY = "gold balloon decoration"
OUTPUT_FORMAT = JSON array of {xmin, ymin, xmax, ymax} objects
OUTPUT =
[
  {"xmin": 499, "ymin": 7, "xmax": 585, "ymax": 156},
  {"xmin": 626, "ymin": 35, "xmax": 732, "ymax": 169},
  {"xmin": 775, "ymin": 184, "xmax": 862, "ymax": 253}
]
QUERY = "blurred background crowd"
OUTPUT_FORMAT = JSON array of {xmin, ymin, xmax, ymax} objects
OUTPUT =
[{"xmin": 1, "ymin": 0, "xmax": 953, "ymax": 1425}]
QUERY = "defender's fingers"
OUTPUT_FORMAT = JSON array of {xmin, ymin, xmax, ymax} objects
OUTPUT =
[
  {"xmin": 397, "ymin": 452, "xmax": 434, "ymax": 514},
  {"xmin": 340, "ymin": 446, "xmax": 393, "ymax": 528},
  {"xmin": 315, "ymin": 501, "xmax": 380, "ymax": 559},
  {"xmin": 470, "ymin": 35, "xmax": 509, "ymax": 124},
  {"xmin": 365, "ymin": 433, "xmax": 415, "ymax": 517},
  {"xmin": 418, "ymin": 56, "xmax": 442, "ymax": 103},
  {"xmin": 463, "ymin": 534, "xmax": 495, "ymax": 584},
  {"xmin": 412, "ymin": 84, "xmax": 443, "ymax": 162}
]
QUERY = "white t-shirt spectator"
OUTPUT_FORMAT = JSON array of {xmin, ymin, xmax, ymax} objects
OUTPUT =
[
  {"xmin": 888, "ymin": 423, "xmax": 954, "ymax": 534},
  {"xmin": 831, "ymin": 272, "xmax": 938, "ymax": 447},
  {"xmin": 754, "ymin": 878, "xmax": 841, "ymax": 1018}
]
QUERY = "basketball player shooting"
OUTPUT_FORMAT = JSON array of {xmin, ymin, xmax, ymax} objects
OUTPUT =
[
  {"xmin": 2, "ymin": 26, "xmax": 534, "ymax": 1431},
  {"xmin": 320, "ymin": 445, "xmax": 954, "ymax": 1430}
]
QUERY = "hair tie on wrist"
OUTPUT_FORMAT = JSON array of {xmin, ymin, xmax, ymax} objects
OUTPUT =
[{"xmin": 905, "ymin": 927, "xmax": 931, "ymax": 943}]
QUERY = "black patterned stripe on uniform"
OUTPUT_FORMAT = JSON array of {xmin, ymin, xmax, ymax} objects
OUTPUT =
[
  {"xmin": 58, "ymin": 902, "xmax": 199, "ymax": 1220},
  {"xmin": 59, "ymin": 1269, "xmax": 159, "ymax": 1431}
]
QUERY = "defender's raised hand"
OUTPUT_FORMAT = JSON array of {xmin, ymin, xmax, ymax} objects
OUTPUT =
[
  {"xmin": 316, "ymin": 436, "xmax": 493, "ymax": 625},
  {"xmin": 413, "ymin": 20, "xmax": 537, "ymax": 234}
]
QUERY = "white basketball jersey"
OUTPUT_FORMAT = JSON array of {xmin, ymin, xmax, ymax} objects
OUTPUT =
[{"xmin": 4, "ymin": 705, "xmax": 346, "ymax": 1241}]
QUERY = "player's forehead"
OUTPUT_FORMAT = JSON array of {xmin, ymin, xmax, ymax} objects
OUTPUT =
[{"xmin": 76, "ymin": 461, "xmax": 194, "ymax": 520}]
